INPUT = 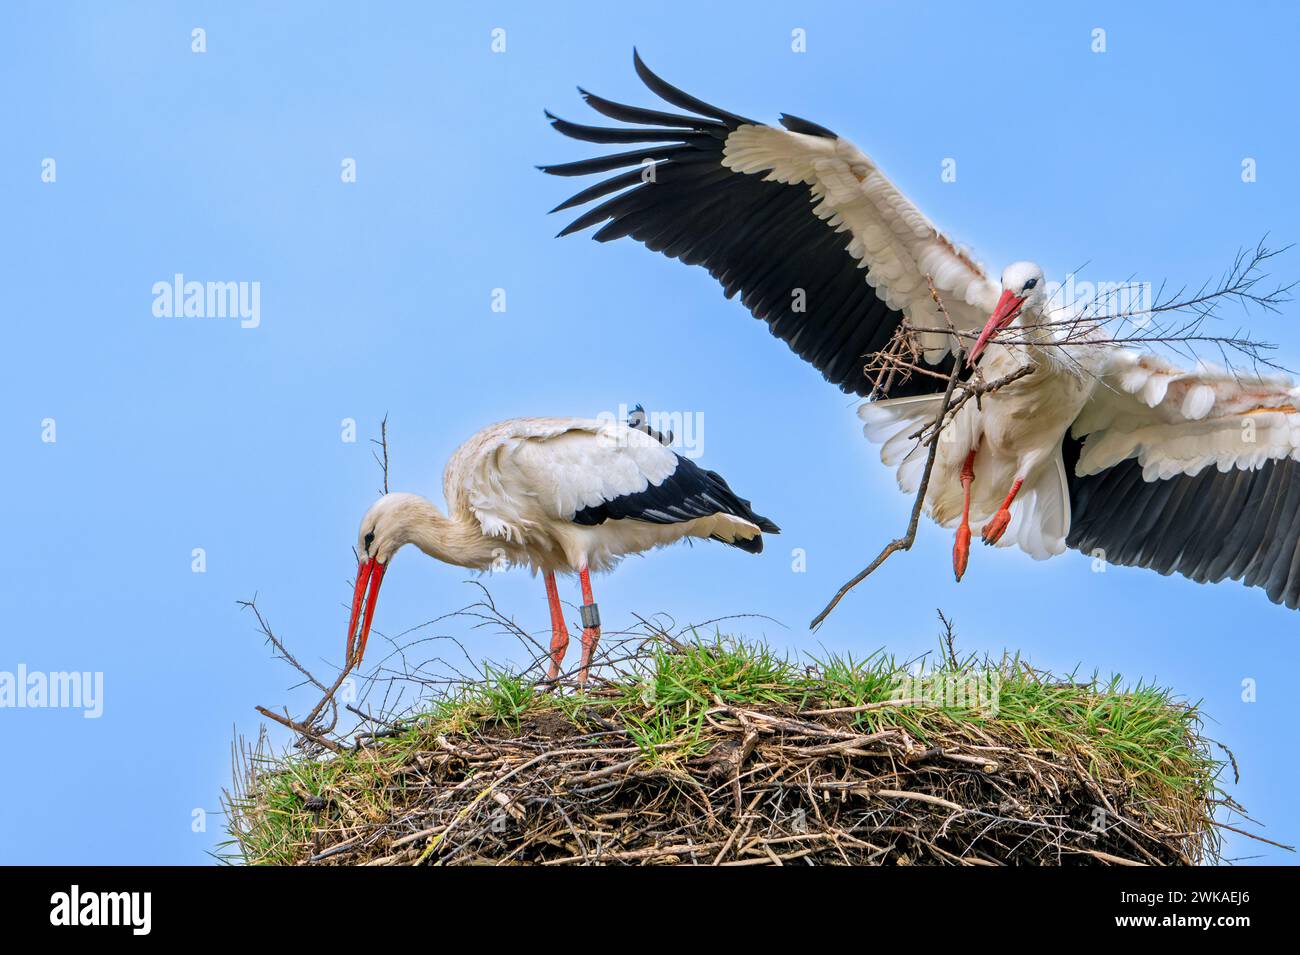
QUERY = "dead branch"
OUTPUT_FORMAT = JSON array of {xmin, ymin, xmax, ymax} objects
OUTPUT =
[
  {"xmin": 242, "ymin": 570, "xmax": 760, "ymax": 758},
  {"xmin": 807, "ymin": 373, "xmax": 956, "ymax": 629},
  {"xmin": 372, "ymin": 414, "xmax": 390, "ymax": 496},
  {"xmin": 255, "ymin": 416, "xmax": 392, "ymax": 747},
  {"xmin": 812, "ymin": 278, "xmax": 1036, "ymax": 629},
  {"xmin": 809, "ymin": 280, "xmax": 965, "ymax": 629},
  {"xmin": 938, "ymin": 610, "xmax": 959, "ymax": 669},
  {"xmin": 905, "ymin": 238, "xmax": 1294, "ymax": 379},
  {"xmin": 241, "ymin": 595, "xmax": 358, "ymax": 750},
  {"xmin": 254, "ymin": 704, "xmax": 343, "ymax": 754}
]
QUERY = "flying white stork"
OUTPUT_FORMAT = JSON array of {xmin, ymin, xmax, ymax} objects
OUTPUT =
[
  {"xmin": 542, "ymin": 51, "xmax": 1300, "ymax": 609},
  {"xmin": 344, "ymin": 414, "xmax": 779, "ymax": 684}
]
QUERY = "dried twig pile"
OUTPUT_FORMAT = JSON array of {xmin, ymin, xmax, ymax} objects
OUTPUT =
[{"xmin": 225, "ymin": 619, "xmax": 1259, "ymax": 866}]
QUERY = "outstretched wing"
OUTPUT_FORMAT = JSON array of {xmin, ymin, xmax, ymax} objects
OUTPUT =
[
  {"xmin": 541, "ymin": 51, "xmax": 1000, "ymax": 399},
  {"xmin": 1066, "ymin": 350, "xmax": 1300, "ymax": 607}
]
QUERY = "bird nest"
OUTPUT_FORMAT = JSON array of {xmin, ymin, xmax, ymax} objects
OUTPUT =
[{"xmin": 223, "ymin": 627, "xmax": 1253, "ymax": 866}]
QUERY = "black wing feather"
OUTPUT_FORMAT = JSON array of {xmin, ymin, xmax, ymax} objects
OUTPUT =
[
  {"xmin": 577, "ymin": 88, "xmax": 730, "ymax": 132},
  {"xmin": 570, "ymin": 453, "xmax": 780, "ymax": 554},
  {"xmin": 1064, "ymin": 435, "xmax": 1300, "ymax": 609},
  {"xmin": 542, "ymin": 51, "xmax": 953, "ymax": 399}
]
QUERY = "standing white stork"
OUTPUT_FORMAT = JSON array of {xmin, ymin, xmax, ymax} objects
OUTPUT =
[
  {"xmin": 344, "ymin": 414, "xmax": 779, "ymax": 684},
  {"xmin": 542, "ymin": 51, "xmax": 1300, "ymax": 610}
]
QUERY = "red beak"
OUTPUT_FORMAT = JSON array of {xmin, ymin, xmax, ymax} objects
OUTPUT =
[
  {"xmin": 967, "ymin": 289, "xmax": 1026, "ymax": 366},
  {"xmin": 345, "ymin": 557, "xmax": 386, "ymax": 667}
]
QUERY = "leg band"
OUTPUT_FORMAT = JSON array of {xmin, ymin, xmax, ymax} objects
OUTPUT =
[{"xmin": 580, "ymin": 602, "xmax": 601, "ymax": 629}]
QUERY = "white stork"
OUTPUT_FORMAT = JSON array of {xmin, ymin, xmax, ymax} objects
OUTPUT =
[
  {"xmin": 344, "ymin": 414, "xmax": 778, "ymax": 684},
  {"xmin": 543, "ymin": 51, "xmax": 1300, "ymax": 609}
]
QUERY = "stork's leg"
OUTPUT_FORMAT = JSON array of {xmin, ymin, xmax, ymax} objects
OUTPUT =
[
  {"xmin": 543, "ymin": 571, "xmax": 569, "ymax": 681},
  {"xmin": 981, "ymin": 478, "xmax": 1024, "ymax": 545},
  {"xmin": 953, "ymin": 450, "xmax": 977, "ymax": 582},
  {"xmin": 575, "ymin": 565, "xmax": 601, "ymax": 687}
]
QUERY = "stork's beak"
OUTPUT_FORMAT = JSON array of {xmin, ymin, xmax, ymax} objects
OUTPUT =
[
  {"xmin": 967, "ymin": 290, "xmax": 1026, "ymax": 366},
  {"xmin": 345, "ymin": 557, "xmax": 387, "ymax": 667}
]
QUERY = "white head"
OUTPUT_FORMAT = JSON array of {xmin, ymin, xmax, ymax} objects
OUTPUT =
[
  {"xmin": 356, "ymin": 492, "xmax": 429, "ymax": 564},
  {"xmin": 345, "ymin": 492, "xmax": 433, "ymax": 667},
  {"xmin": 967, "ymin": 260, "xmax": 1047, "ymax": 365}
]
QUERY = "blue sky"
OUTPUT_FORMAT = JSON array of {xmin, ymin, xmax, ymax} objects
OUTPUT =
[{"xmin": 2, "ymin": 1, "xmax": 1297, "ymax": 864}]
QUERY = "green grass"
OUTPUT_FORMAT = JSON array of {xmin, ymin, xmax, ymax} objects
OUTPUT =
[{"xmin": 223, "ymin": 633, "xmax": 1224, "ymax": 865}]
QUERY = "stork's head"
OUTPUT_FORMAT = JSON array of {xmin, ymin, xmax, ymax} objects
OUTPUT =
[
  {"xmin": 345, "ymin": 493, "xmax": 424, "ymax": 667},
  {"xmin": 967, "ymin": 261, "xmax": 1046, "ymax": 366}
]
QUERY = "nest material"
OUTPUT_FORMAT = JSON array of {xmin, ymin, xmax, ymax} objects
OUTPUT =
[{"xmin": 227, "ymin": 638, "xmax": 1229, "ymax": 866}]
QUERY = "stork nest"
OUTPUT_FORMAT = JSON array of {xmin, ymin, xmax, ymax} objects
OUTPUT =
[{"xmin": 225, "ymin": 634, "xmax": 1240, "ymax": 866}]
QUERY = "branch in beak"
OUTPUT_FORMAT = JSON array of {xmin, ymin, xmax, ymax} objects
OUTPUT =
[{"xmin": 967, "ymin": 290, "xmax": 1026, "ymax": 366}]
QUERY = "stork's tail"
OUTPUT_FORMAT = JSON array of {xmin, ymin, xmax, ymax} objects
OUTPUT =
[
  {"xmin": 858, "ymin": 395, "xmax": 950, "ymax": 494},
  {"xmin": 706, "ymin": 466, "xmax": 779, "ymax": 554},
  {"xmin": 687, "ymin": 466, "xmax": 777, "ymax": 554}
]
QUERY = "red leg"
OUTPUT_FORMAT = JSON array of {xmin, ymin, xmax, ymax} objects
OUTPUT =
[
  {"xmin": 543, "ymin": 571, "xmax": 568, "ymax": 681},
  {"xmin": 953, "ymin": 450, "xmax": 976, "ymax": 582},
  {"xmin": 981, "ymin": 478, "xmax": 1024, "ymax": 545},
  {"xmin": 575, "ymin": 565, "xmax": 601, "ymax": 687}
]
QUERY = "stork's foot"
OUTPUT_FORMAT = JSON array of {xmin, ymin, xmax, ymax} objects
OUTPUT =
[
  {"xmin": 953, "ymin": 524, "xmax": 972, "ymax": 582},
  {"xmin": 981, "ymin": 509, "xmax": 1012, "ymax": 545},
  {"xmin": 954, "ymin": 447, "xmax": 978, "ymax": 582},
  {"xmin": 982, "ymin": 478, "xmax": 1023, "ymax": 545},
  {"xmin": 576, "ymin": 629, "xmax": 600, "ymax": 686},
  {"xmin": 541, "ymin": 570, "xmax": 569, "ymax": 687},
  {"xmin": 576, "ymin": 602, "xmax": 601, "ymax": 687},
  {"xmin": 544, "ymin": 622, "xmax": 569, "ymax": 684}
]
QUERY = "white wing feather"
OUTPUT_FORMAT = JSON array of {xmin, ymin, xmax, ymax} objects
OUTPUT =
[
  {"xmin": 1073, "ymin": 350, "xmax": 1300, "ymax": 481},
  {"xmin": 444, "ymin": 417, "xmax": 677, "ymax": 542},
  {"xmin": 722, "ymin": 126, "xmax": 1001, "ymax": 362}
]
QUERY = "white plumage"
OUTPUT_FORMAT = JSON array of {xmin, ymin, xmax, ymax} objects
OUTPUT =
[
  {"xmin": 545, "ymin": 51, "xmax": 1300, "ymax": 609},
  {"xmin": 1072, "ymin": 354, "xmax": 1300, "ymax": 481},
  {"xmin": 720, "ymin": 123, "xmax": 1000, "ymax": 363},
  {"xmin": 343, "ymin": 415, "xmax": 778, "ymax": 683},
  {"xmin": 862, "ymin": 276, "xmax": 1300, "ymax": 571},
  {"xmin": 441, "ymin": 417, "xmax": 768, "ymax": 570}
]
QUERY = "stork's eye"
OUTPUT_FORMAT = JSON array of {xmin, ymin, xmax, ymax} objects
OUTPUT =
[
  {"xmin": 1022, "ymin": 277, "xmax": 1039, "ymax": 291},
  {"xmin": 364, "ymin": 531, "xmax": 375, "ymax": 553}
]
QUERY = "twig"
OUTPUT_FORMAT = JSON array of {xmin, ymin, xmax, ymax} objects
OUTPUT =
[
  {"xmin": 875, "ymin": 789, "xmax": 966, "ymax": 813},
  {"xmin": 241, "ymin": 595, "xmax": 358, "ymax": 746},
  {"xmin": 1210, "ymin": 820, "xmax": 1295, "ymax": 851},
  {"xmin": 938, "ymin": 610, "xmax": 959, "ymax": 669},
  {"xmin": 810, "ymin": 277, "xmax": 970, "ymax": 629},
  {"xmin": 254, "ymin": 705, "xmax": 343, "ymax": 754},
  {"xmin": 371, "ymin": 414, "xmax": 390, "ymax": 496}
]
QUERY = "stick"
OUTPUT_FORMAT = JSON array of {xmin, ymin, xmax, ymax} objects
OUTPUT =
[
  {"xmin": 810, "ymin": 279, "xmax": 1036, "ymax": 629},
  {"xmin": 254, "ymin": 705, "xmax": 343, "ymax": 753},
  {"xmin": 810, "ymin": 282, "xmax": 966, "ymax": 629},
  {"xmin": 371, "ymin": 413, "xmax": 390, "ymax": 496}
]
